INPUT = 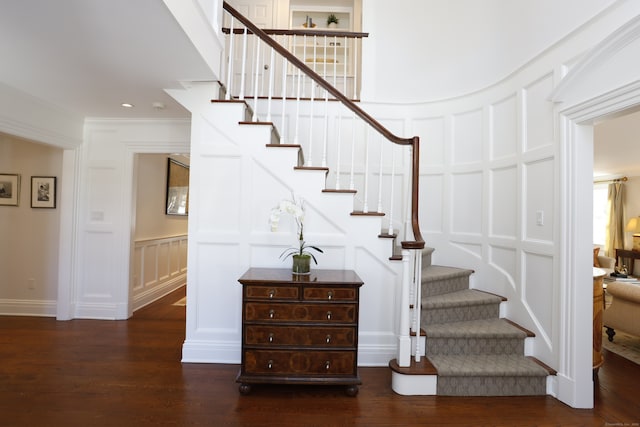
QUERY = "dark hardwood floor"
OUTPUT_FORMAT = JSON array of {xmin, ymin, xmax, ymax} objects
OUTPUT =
[{"xmin": 1, "ymin": 287, "xmax": 639, "ymax": 426}]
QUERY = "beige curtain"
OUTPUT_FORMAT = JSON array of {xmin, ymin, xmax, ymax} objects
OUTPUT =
[{"xmin": 605, "ymin": 183, "xmax": 624, "ymax": 258}]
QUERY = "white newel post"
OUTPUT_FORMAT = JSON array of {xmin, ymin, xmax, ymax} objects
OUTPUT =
[{"xmin": 398, "ymin": 249, "xmax": 412, "ymax": 366}]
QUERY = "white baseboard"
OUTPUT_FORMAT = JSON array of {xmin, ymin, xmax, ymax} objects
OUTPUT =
[
  {"xmin": 0, "ymin": 299, "xmax": 57, "ymax": 317},
  {"xmin": 132, "ymin": 274, "xmax": 186, "ymax": 311}
]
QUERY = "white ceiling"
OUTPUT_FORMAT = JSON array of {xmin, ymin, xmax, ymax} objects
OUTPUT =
[{"xmin": 0, "ymin": 0, "xmax": 215, "ymax": 119}]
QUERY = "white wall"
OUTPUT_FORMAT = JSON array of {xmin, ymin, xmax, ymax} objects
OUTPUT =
[
  {"xmin": 134, "ymin": 154, "xmax": 189, "ymax": 240},
  {"xmin": 0, "ymin": 135, "xmax": 62, "ymax": 316},
  {"xmin": 360, "ymin": 0, "xmax": 617, "ymax": 103}
]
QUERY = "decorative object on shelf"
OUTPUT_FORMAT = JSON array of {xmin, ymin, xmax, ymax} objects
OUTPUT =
[
  {"xmin": 0, "ymin": 173, "xmax": 20, "ymax": 206},
  {"xmin": 327, "ymin": 13, "xmax": 339, "ymax": 28},
  {"xmin": 302, "ymin": 15, "xmax": 316, "ymax": 28},
  {"xmin": 30, "ymin": 176, "xmax": 56, "ymax": 208},
  {"xmin": 270, "ymin": 194, "xmax": 323, "ymax": 275}
]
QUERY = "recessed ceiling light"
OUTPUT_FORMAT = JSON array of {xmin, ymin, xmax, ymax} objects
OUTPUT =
[{"xmin": 121, "ymin": 103, "xmax": 134, "ymax": 108}]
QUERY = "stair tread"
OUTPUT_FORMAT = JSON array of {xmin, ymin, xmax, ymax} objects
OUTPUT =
[
  {"xmin": 425, "ymin": 318, "xmax": 526, "ymax": 338},
  {"xmin": 423, "ymin": 289, "xmax": 502, "ymax": 308},
  {"xmin": 427, "ymin": 354, "xmax": 549, "ymax": 377},
  {"xmin": 422, "ymin": 265, "xmax": 474, "ymax": 281}
]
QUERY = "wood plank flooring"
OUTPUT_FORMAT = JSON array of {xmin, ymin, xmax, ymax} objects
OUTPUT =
[{"xmin": 1, "ymin": 286, "xmax": 639, "ymax": 426}]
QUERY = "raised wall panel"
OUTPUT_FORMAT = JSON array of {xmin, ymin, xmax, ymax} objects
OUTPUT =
[
  {"xmin": 198, "ymin": 157, "xmax": 242, "ymax": 232},
  {"xmin": 452, "ymin": 109, "xmax": 483, "ymax": 165},
  {"xmin": 196, "ymin": 242, "xmax": 242, "ymax": 333},
  {"xmin": 524, "ymin": 74, "xmax": 554, "ymax": 152},
  {"xmin": 490, "ymin": 94, "xmax": 518, "ymax": 160},
  {"xmin": 489, "ymin": 245, "xmax": 517, "ymax": 290},
  {"xmin": 490, "ymin": 166, "xmax": 517, "ymax": 238},
  {"xmin": 525, "ymin": 158, "xmax": 554, "ymax": 242},
  {"xmin": 421, "ymin": 174, "xmax": 443, "ymax": 233},
  {"xmin": 451, "ymin": 171, "xmax": 482, "ymax": 235},
  {"xmin": 143, "ymin": 245, "xmax": 158, "ymax": 287},
  {"xmin": 414, "ymin": 117, "xmax": 445, "ymax": 167},
  {"xmin": 81, "ymin": 231, "xmax": 114, "ymax": 298},
  {"xmin": 158, "ymin": 242, "xmax": 170, "ymax": 281},
  {"xmin": 523, "ymin": 251, "xmax": 553, "ymax": 338}
]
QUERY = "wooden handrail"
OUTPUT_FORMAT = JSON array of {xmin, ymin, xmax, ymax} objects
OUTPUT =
[
  {"xmin": 223, "ymin": 27, "xmax": 369, "ymax": 39},
  {"xmin": 223, "ymin": 1, "xmax": 424, "ymax": 249}
]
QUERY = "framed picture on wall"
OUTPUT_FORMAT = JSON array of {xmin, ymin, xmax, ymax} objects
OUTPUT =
[
  {"xmin": 31, "ymin": 176, "xmax": 56, "ymax": 208},
  {"xmin": 166, "ymin": 158, "xmax": 189, "ymax": 216},
  {"xmin": 0, "ymin": 173, "xmax": 20, "ymax": 206}
]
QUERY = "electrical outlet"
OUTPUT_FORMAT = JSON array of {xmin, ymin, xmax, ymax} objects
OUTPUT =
[{"xmin": 27, "ymin": 278, "xmax": 35, "ymax": 290}]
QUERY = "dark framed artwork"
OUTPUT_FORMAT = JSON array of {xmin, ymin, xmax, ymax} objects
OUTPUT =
[
  {"xmin": 166, "ymin": 158, "xmax": 189, "ymax": 215},
  {"xmin": 31, "ymin": 176, "xmax": 56, "ymax": 208},
  {"xmin": 0, "ymin": 173, "xmax": 20, "ymax": 206}
]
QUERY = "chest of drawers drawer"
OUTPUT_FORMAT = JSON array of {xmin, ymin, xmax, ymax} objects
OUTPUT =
[
  {"xmin": 244, "ymin": 349, "xmax": 355, "ymax": 375},
  {"xmin": 244, "ymin": 325, "xmax": 356, "ymax": 347},
  {"xmin": 244, "ymin": 302, "xmax": 356, "ymax": 323}
]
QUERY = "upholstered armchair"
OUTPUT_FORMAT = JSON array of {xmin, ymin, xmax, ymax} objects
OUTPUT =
[
  {"xmin": 604, "ymin": 280, "xmax": 640, "ymax": 341},
  {"xmin": 597, "ymin": 255, "xmax": 616, "ymax": 276}
]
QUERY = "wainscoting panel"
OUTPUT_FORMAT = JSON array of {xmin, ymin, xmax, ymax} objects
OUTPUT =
[
  {"xmin": 452, "ymin": 108, "xmax": 483, "ymax": 165},
  {"xmin": 451, "ymin": 171, "xmax": 483, "ymax": 235},
  {"xmin": 524, "ymin": 73, "xmax": 554, "ymax": 152},
  {"xmin": 490, "ymin": 165, "xmax": 518, "ymax": 239},
  {"xmin": 132, "ymin": 235, "xmax": 187, "ymax": 311},
  {"xmin": 490, "ymin": 94, "xmax": 518, "ymax": 160}
]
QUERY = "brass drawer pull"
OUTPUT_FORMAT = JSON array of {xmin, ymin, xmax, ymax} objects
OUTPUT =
[
  {"xmin": 326, "ymin": 334, "xmax": 331, "ymax": 344},
  {"xmin": 326, "ymin": 311, "xmax": 332, "ymax": 320},
  {"xmin": 269, "ymin": 309, "xmax": 275, "ymax": 319},
  {"xmin": 327, "ymin": 291, "xmax": 333, "ymax": 300},
  {"xmin": 268, "ymin": 360, "xmax": 273, "ymax": 369},
  {"xmin": 325, "ymin": 361, "xmax": 331, "ymax": 370},
  {"xmin": 268, "ymin": 289, "xmax": 275, "ymax": 299},
  {"xmin": 268, "ymin": 333, "xmax": 274, "ymax": 343}
]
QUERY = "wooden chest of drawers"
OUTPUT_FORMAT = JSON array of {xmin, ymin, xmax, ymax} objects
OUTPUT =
[{"xmin": 237, "ymin": 268, "xmax": 364, "ymax": 395}]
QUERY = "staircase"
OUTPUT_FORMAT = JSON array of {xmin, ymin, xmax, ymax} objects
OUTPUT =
[
  {"xmin": 391, "ymin": 248, "xmax": 554, "ymax": 396},
  {"xmin": 218, "ymin": 2, "xmax": 554, "ymax": 397}
]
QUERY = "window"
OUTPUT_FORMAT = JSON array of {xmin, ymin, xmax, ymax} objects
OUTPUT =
[{"xmin": 593, "ymin": 183, "xmax": 608, "ymax": 246}]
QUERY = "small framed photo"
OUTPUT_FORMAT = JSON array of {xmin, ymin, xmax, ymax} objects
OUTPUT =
[
  {"xmin": 31, "ymin": 176, "xmax": 56, "ymax": 209},
  {"xmin": 0, "ymin": 173, "xmax": 20, "ymax": 206}
]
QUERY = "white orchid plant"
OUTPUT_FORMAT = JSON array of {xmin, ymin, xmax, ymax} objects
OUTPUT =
[{"xmin": 269, "ymin": 194, "xmax": 323, "ymax": 264}]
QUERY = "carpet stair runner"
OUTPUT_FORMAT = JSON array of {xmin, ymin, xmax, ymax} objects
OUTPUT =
[{"xmin": 420, "ymin": 249, "xmax": 551, "ymax": 396}]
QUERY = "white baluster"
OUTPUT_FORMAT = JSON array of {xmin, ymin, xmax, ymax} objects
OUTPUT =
[
  {"xmin": 252, "ymin": 36, "xmax": 261, "ymax": 121},
  {"xmin": 280, "ymin": 35, "xmax": 288, "ymax": 144},
  {"xmin": 343, "ymin": 36, "xmax": 348, "ymax": 97},
  {"xmin": 362, "ymin": 128, "xmax": 370, "ymax": 213},
  {"xmin": 239, "ymin": 27, "xmax": 248, "ymax": 100},
  {"xmin": 225, "ymin": 17, "xmax": 235, "ymax": 100},
  {"xmin": 266, "ymin": 46, "xmax": 275, "ymax": 122},
  {"xmin": 332, "ymin": 35, "xmax": 338, "ymax": 90},
  {"xmin": 388, "ymin": 145, "xmax": 396, "ymax": 235},
  {"xmin": 322, "ymin": 36, "xmax": 329, "ymax": 168},
  {"xmin": 377, "ymin": 136, "xmax": 383, "ymax": 213},
  {"xmin": 335, "ymin": 110, "xmax": 343, "ymax": 190},
  {"xmin": 301, "ymin": 35, "xmax": 307, "ymax": 98},
  {"xmin": 294, "ymin": 35, "xmax": 302, "ymax": 145},
  {"xmin": 349, "ymin": 112, "xmax": 356, "ymax": 190},
  {"xmin": 353, "ymin": 36, "xmax": 358, "ymax": 100},
  {"xmin": 305, "ymin": 36, "xmax": 317, "ymax": 167}
]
